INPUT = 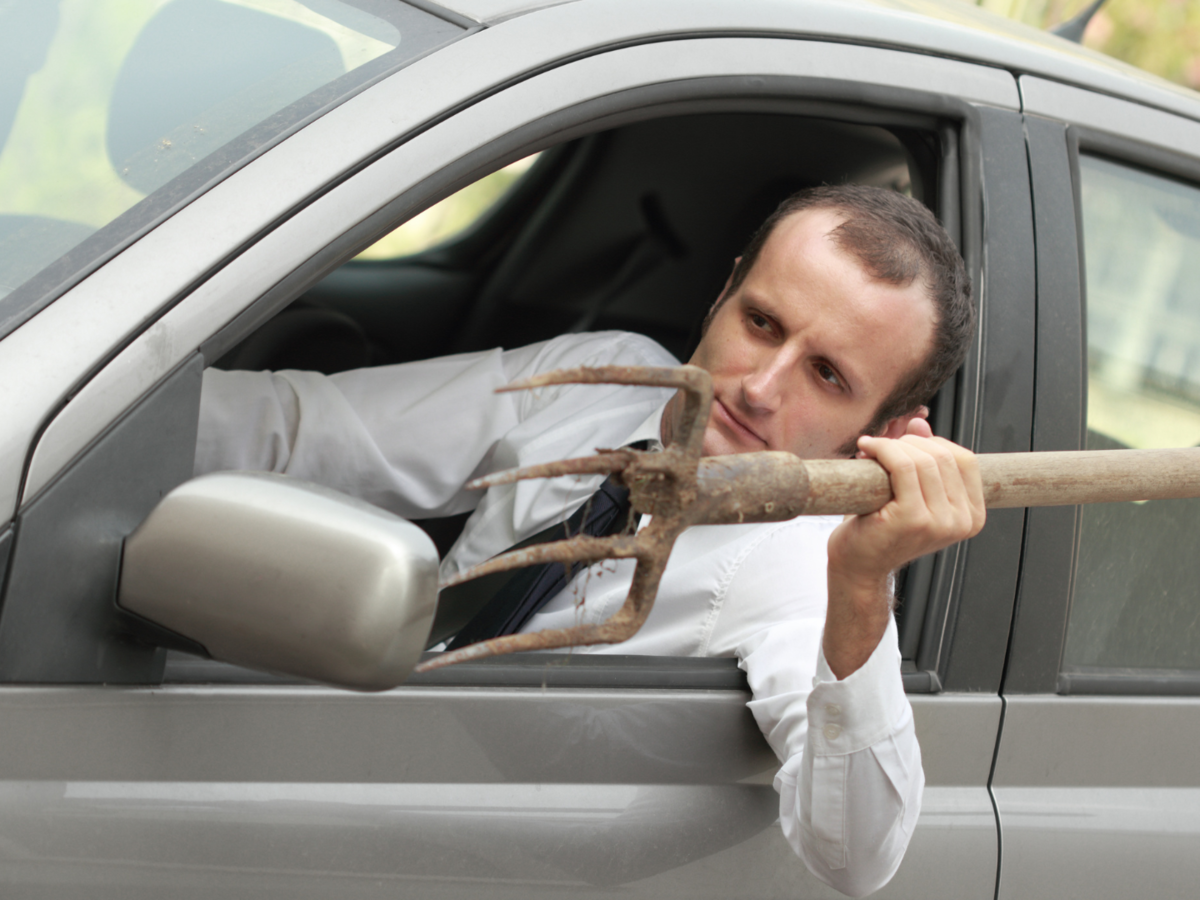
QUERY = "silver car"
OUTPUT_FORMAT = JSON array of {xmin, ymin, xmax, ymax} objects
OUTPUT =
[{"xmin": 1, "ymin": 0, "xmax": 1198, "ymax": 897}]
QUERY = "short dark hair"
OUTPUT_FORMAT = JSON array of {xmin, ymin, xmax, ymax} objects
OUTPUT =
[{"xmin": 706, "ymin": 184, "xmax": 974, "ymax": 436}]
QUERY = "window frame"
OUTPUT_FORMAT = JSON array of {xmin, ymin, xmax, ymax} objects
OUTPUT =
[{"xmin": 196, "ymin": 89, "xmax": 995, "ymax": 696}]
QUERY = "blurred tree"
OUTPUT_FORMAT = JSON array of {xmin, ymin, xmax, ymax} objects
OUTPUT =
[{"xmin": 968, "ymin": 0, "xmax": 1200, "ymax": 90}]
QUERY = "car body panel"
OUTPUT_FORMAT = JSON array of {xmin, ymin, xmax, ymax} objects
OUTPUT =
[
  {"xmin": 0, "ymin": 686, "xmax": 998, "ymax": 897},
  {"xmin": 992, "ymin": 697, "xmax": 1200, "ymax": 900},
  {"xmin": 424, "ymin": 0, "xmax": 1200, "ymax": 120},
  {"xmin": 1020, "ymin": 76, "xmax": 1200, "ymax": 153},
  {"xmin": 1, "ymin": 0, "xmax": 1198, "ymax": 896},
  {"xmin": 433, "ymin": 0, "xmax": 581, "ymax": 24}
]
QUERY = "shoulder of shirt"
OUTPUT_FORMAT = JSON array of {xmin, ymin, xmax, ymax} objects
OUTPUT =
[
  {"xmin": 530, "ymin": 331, "xmax": 681, "ymax": 374},
  {"xmin": 725, "ymin": 515, "xmax": 843, "ymax": 572},
  {"xmin": 749, "ymin": 514, "xmax": 843, "ymax": 540}
]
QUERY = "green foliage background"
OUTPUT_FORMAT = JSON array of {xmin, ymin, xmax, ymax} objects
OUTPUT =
[{"xmin": 969, "ymin": 0, "xmax": 1200, "ymax": 89}]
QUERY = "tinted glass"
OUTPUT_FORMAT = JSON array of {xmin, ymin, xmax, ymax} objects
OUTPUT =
[
  {"xmin": 1065, "ymin": 155, "xmax": 1200, "ymax": 674},
  {"xmin": 0, "ymin": 0, "xmax": 462, "ymax": 337}
]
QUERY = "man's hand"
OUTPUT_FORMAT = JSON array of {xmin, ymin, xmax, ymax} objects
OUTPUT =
[{"xmin": 822, "ymin": 419, "xmax": 986, "ymax": 680}]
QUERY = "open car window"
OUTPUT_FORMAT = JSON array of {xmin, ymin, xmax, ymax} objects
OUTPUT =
[{"xmin": 183, "ymin": 109, "xmax": 959, "ymax": 689}]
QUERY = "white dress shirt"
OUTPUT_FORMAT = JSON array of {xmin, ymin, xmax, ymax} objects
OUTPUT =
[{"xmin": 196, "ymin": 330, "xmax": 923, "ymax": 897}]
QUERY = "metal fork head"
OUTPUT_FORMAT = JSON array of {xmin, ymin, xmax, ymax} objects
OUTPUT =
[{"xmin": 413, "ymin": 365, "xmax": 712, "ymax": 673}]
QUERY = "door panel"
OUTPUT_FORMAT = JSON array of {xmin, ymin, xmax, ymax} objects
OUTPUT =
[
  {"xmin": 993, "ymin": 697, "xmax": 1200, "ymax": 900},
  {"xmin": 0, "ymin": 685, "xmax": 997, "ymax": 898}
]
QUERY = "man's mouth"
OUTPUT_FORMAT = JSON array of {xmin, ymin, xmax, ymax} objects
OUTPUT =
[{"xmin": 712, "ymin": 398, "xmax": 767, "ymax": 448}]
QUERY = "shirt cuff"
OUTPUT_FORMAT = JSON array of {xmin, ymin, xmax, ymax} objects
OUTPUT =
[{"xmin": 807, "ymin": 616, "xmax": 908, "ymax": 756}]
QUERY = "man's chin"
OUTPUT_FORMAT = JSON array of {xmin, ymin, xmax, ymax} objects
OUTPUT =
[{"xmin": 700, "ymin": 428, "xmax": 760, "ymax": 458}]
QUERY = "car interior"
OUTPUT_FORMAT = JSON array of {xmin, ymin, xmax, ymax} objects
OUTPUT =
[
  {"xmin": 212, "ymin": 111, "xmax": 935, "ymax": 547},
  {"xmin": 216, "ymin": 113, "xmax": 924, "ymax": 374}
]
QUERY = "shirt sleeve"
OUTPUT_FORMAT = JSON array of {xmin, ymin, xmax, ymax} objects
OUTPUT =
[
  {"xmin": 192, "ymin": 331, "xmax": 676, "ymax": 522},
  {"xmin": 194, "ymin": 344, "xmax": 547, "ymax": 519},
  {"xmin": 739, "ymin": 616, "xmax": 922, "ymax": 897}
]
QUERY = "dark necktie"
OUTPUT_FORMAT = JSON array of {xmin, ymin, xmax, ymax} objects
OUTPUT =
[{"xmin": 443, "ymin": 470, "xmax": 639, "ymax": 650}]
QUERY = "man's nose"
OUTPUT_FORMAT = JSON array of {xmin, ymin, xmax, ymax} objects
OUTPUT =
[{"xmin": 741, "ymin": 352, "xmax": 792, "ymax": 412}]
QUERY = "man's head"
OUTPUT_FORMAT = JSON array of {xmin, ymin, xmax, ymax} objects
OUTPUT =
[{"xmin": 683, "ymin": 184, "xmax": 973, "ymax": 459}]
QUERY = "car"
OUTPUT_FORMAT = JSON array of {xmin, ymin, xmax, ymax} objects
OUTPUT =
[{"xmin": 1, "ymin": 0, "xmax": 1199, "ymax": 897}]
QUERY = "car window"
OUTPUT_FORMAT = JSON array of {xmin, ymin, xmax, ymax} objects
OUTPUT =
[
  {"xmin": 354, "ymin": 154, "xmax": 541, "ymax": 260},
  {"xmin": 185, "ymin": 110, "xmax": 948, "ymax": 689},
  {"xmin": 0, "ymin": 0, "xmax": 463, "ymax": 338},
  {"xmin": 1064, "ymin": 154, "xmax": 1200, "ymax": 678}
]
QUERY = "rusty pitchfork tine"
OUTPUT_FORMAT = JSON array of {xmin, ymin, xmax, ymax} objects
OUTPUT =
[
  {"xmin": 413, "ymin": 365, "xmax": 712, "ymax": 674},
  {"xmin": 497, "ymin": 364, "xmax": 711, "ymax": 457}
]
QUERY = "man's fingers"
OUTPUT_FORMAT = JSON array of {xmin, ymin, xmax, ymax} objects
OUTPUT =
[
  {"xmin": 859, "ymin": 433, "xmax": 984, "ymax": 544},
  {"xmin": 859, "ymin": 436, "xmax": 925, "ymax": 509},
  {"xmin": 914, "ymin": 436, "xmax": 988, "ymax": 539},
  {"xmin": 912, "ymin": 435, "xmax": 965, "ymax": 510},
  {"xmin": 951, "ymin": 440, "xmax": 987, "ymax": 535},
  {"xmin": 914, "ymin": 435, "xmax": 986, "ymax": 537}
]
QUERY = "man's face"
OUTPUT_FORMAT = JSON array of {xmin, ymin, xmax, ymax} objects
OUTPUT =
[{"xmin": 684, "ymin": 208, "xmax": 936, "ymax": 460}]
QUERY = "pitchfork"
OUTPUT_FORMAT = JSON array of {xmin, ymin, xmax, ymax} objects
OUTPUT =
[{"xmin": 413, "ymin": 365, "xmax": 1200, "ymax": 673}]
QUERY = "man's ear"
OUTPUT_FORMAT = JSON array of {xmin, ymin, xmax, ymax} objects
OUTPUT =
[{"xmin": 878, "ymin": 405, "xmax": 931, "ymax": 440}]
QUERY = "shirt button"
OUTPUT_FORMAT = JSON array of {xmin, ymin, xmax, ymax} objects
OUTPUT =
[
  {"xmin": 824, "ymin": 703, "xmax": 842, "ymax": 718},
  {"xmin": 823, "ymin": 723, "xmax": 842, "ymax": 741}
]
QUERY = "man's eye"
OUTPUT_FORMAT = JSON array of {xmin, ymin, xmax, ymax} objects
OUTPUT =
[
  {"xmin": 749, "ymin": 313, "xmax": 771, "ymax": 331},
  {"xmin": 817, "ymin": 363, "xmax": 842, "ymax": 388}
]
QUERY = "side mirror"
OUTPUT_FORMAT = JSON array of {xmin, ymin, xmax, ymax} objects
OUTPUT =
[{"xmin": 117, "ymin": 472, "xmax": 439, "ymax": 691}]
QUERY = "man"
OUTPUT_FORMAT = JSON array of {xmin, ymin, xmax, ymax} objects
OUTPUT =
[{"xmin": 196, "ymin": 184, "xmax": 984, "ymax": 897}]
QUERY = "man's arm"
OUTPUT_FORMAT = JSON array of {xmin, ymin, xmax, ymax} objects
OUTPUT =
[
  {"xmin": 740, "ymin": 611, "xmax": 920, "ymax": 898},
  {"xmin": 824, "ymin": 423, "xmax": 986, "ymax": 679},
  {"xmin": 194, "ymin": 348, "xmax": 525, "ymax": 519},
  {"xmin": 740, "ymin": 425, "xmax": 983, "ymax": 896}
]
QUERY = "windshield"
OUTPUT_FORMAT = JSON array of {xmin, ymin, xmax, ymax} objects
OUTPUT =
[{"xmin": 0, "ymin": 0, "xmax": 464, "ymax": 338}]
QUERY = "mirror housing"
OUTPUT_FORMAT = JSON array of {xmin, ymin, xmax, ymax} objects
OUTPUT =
[{"xmin": 118, "ymin": 472, "xmax": 439, "ymax": 691}]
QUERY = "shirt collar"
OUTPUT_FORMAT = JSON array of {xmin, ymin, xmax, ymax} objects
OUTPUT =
[{"xmin": 623, "ymin": 399, "xmax": 668, "ymax": 452}]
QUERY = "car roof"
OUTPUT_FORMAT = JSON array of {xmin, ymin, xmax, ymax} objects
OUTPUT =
[{"xmin": 432, "ymin": 0, "xmax": 1200, "ymax": 124}]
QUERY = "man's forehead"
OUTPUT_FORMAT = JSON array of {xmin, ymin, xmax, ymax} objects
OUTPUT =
[
  {"xmin": 745, "ymin": 206, "xmax": 936, "ymax": 389},
  {"xmin": 762, "ymin": 206, "xmax": 870, "ymax": 274}
]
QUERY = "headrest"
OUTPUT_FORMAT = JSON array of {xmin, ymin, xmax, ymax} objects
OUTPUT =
[{"xmin": 107, "ymin": 0, "xmax": 344, "ymax": 195}]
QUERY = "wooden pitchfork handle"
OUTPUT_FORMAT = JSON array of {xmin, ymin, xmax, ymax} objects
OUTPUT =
[
  {"xmin": 688, "ymin": 447, "xmax": 1200, "ymax": 524},
  {"xmin": 414, "ymin": 365, "xmax": 1200, "ymax": 673}
]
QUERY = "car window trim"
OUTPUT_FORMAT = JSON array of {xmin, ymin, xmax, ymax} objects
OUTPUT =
[
  {"xmin": 197, "ymin": 83, "xmax": 987, "ymax": 695},
  {"xmin": 205, "ymin": 91, "xmax": 990, "ymax": 694},
  {"xmin": 164, "ymin": 648, "xmax": 955, "ymax": 693},
  {"xmin": 1007, "ymin": 117, "xmax": 1200, "ymax": 696},
  {"xmin": 1000, "ymin": 114, "xmax": 1085, "ymax": 695}
]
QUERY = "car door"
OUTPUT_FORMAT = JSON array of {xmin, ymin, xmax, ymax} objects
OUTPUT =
[
  {"xmin": 0, "ymin": 4, "xmax": 1031, "ymax": 896},
  {"xmin": 993, "ymin": 79, "xmax": 1200, "ymax": 899}
]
